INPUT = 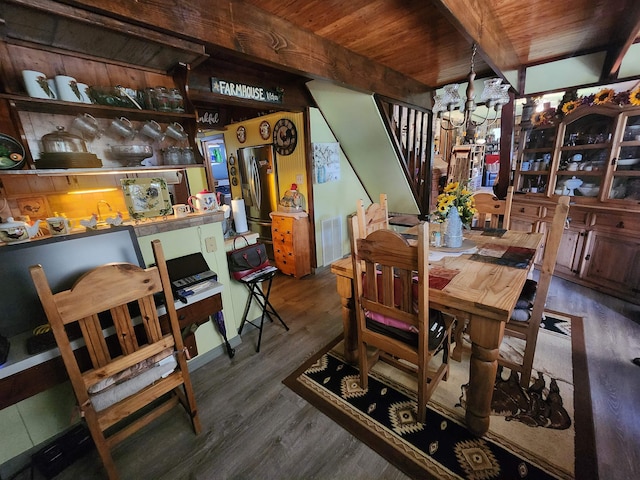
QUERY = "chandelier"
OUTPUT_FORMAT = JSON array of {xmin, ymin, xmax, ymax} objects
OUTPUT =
[{"xmin": 432, "ymin": 43, "xmax": 510, "ymax": 133}]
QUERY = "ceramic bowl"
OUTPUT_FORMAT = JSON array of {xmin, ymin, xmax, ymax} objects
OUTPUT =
[
  {"xmin": 618, "ymin": 158, "xmax": 639, "ymax": 167},
  {"xmin": 577, "ymin": 186, "xmax": 599, "ymax": 197},
  {"xmin": 110, "ymin": 145, "xmax": 153, "ymax": 166}
]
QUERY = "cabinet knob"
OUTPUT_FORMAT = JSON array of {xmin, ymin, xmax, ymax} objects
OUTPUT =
[
  {"xmin": 616, "ymin": 221, "xmax": 625, "ymax": 228},
  {"xmin": 584, "ymin": 254, "xmax": 591, "ymax": 261}
]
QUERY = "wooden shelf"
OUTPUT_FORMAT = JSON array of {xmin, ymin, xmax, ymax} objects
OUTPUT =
[
  {"xmin": 1, "ymin": 94, "xmax": 196, "ymax": 123},
  {"xmin": 0, "ymin": 164, "xmax": 204, "ymax": 176}
]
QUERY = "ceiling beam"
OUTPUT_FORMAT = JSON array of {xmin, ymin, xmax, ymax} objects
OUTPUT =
[
  {"xmin": 601, "ymin": 9, "xmax": 640, "ymax": 80},
  {"xmin": 43, "ymin": 0, "xmax": 432, "ymax": 107},
  {"xmin": 431, "ymin": 0, "xmax": 521, "ymax": 93}
]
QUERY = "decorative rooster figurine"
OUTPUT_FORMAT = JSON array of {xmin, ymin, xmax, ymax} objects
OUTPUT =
[
  {"xmin": 80, "ymin": 213, "xmax": 98, "ymax": 230},
  {"xmin": 106, "ymin": 211, "xmax": 124, "ymax": 227}
]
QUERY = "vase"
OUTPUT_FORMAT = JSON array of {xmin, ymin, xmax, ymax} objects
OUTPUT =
[{"xmin": 444, "ymin": 207, "xmax": 463, "ymax": 248}]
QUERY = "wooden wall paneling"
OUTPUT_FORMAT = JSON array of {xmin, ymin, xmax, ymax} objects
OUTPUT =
[{"xmin": 58, "ymin": 55, "xmax": 111, "ymax": 88}]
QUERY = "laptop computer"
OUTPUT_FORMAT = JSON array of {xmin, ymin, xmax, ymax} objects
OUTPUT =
[{"xmin": 165, "ymin": 252, "xmax": 217, "ymax": 292}]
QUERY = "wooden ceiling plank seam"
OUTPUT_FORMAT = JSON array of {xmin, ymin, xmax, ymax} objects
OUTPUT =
[
  {"xmin": 61, "ymin": 0, "xmax": 432, "ymax": 107},
  {"xmin": 430, "ymin": 0, "xmax": 520, "ymax": 81}
]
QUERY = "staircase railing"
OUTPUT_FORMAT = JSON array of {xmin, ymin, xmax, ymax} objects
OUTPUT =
[{"xmin": 375, "ymin": 95, "xmax": 433, "ymax": 218}]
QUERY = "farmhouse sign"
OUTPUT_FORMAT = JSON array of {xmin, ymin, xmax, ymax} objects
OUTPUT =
[{"xmin": 211, "ymin": 77, "xmax": 283, "ymax": 104}]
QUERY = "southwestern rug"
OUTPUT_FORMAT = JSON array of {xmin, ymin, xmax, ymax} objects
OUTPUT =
[{"xmin": 283, "ymin": 310, "xmax": 597, "ymax": 480}]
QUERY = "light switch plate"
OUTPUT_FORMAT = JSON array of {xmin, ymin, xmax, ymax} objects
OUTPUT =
[
  {"xmin": 205, "ymin": 237, "xmax": 216, "ymax": 252},
  {"xmin": 296, "ymin": 174, "xmax": 303, "ymax": 184}
]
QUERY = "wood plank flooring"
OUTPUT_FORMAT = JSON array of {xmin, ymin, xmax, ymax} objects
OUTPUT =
[{"xmin": 13, "ymin": 266, "xmax": 640, "ymax": 479}]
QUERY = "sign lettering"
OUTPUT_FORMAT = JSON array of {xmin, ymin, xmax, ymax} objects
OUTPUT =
[{"xmin": 211, "ymin": 77, "xmax": 283, "ymax": 104}]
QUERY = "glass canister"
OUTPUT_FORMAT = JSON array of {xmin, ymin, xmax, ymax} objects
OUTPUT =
[
  {"xmin": 180, "ymin": 147, "xmax": 195, "ymax": 164},
  {"xmin": 154, "ymin": 86, "xmax": 171, "ymax": 112},
  {"xmin": 169, "ymin": 88, "xmax": 185, "ymax": 113},
  {"xmin": 141, "ymin": 87, "xmax": 156, "ymax": 110},
  {"xmin": 162, "ymin": 146, "xmax": 181, "ymax": 165}
]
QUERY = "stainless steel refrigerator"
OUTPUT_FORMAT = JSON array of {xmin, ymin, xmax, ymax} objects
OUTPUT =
[{"xmin": 237, "ymin": 145, "xmax": 279, "ymax": 257}]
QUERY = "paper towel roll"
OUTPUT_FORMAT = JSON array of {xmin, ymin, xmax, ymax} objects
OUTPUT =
[{"xmin": 231, "ymin": 198, "xmax": 249, "ymax": 233}]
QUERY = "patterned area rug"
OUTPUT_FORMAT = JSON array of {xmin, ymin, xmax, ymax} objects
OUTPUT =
[{"xmin": 283, "ymin": 310, "xmax": 596, "ymax": 480}]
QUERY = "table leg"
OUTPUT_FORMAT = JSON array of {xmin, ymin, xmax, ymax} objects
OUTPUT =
[
  {"xmin": 465, "ymin": 316, "xmax": 504, "ymax": 436},
  {"xmin": 335, "ymin": 275, "xmax": 358, "ymax": 363}
]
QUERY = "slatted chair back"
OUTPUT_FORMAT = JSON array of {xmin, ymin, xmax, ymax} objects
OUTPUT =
[
  {"xmin": 30, "ymin": 239, "xmax": 200, "ymax": 480},
  {"xmin": 499, "ymin": 195, "xmax": 570, "ymax": 387},
  {"xmin": 356, "ymin": 193, "xmax": 389, "ymax": 238},
  {"xmin": 472, "ymin": 186, "xmax": 514, "ymax": 229},
  {"xmin": 351, "ymin": 218, "xmax": 452, "ymax": 423}
]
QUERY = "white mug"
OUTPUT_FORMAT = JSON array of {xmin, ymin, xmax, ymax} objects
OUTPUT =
[
  {"xmin": 46, "ymin": 216, "xmax": 71, "ymax": 235},
  {"xmin": 173, "ymin": 204, "xmax": 189, "ymax": 218},
  {"xmin": 76, "ymin": 82, "xmax": 92, "ymax": 104},
  {"xmin": 46, "ymin": 79, "xmax": 58, "ymax": 100},
  {"xmin": 22, "ymin": 70, "xmax": 56, "ymax": 99},
  {"xmin": 55, "ymin": 75, "xmax": 83, "ymax": 102}
]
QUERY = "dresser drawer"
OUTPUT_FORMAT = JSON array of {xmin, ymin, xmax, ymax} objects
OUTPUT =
[
  {"xmin": 272, "ymin": 216, "xmax": 294, "ymax": 235},
  {"xmin": 589, "ymin": 210, "xmax": 640, "ymax": 233}
]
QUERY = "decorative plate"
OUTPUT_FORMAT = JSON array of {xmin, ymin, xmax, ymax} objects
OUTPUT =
[
  {"xmin": 121, "ymin": 178, "xmax": 172, "ymax": 220},
  {"xmin": 259, "ymin": 120, "xmax": 271, "ymax": 140},
  {"xmin": 0, "ymin": 133, "xmax": 26, "ymax": 170},
  {"xmin": 236, "ymin": 126, "xmax": 246, "ymax": 143},
  {"xmin": 273, "ymin": 118, "xmax": 297, "ymax": 155}
]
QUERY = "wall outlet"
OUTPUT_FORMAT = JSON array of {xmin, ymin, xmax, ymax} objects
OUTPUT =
[{"xmin": 205, "ymin": 237, "xmax": 217, "ymax": 252}]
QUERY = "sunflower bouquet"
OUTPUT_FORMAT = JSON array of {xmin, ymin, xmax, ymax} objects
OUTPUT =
[{"xmin": 432, "ymin": 181, "xmax": 476, "ymax": 227}]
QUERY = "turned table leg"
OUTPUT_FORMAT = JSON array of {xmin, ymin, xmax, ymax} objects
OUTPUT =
[{"xmin": 465, "ymin": 315, "xmax": 505, "ymax": 436}]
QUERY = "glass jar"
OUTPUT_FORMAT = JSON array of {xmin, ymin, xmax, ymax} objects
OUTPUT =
[
  {"xmin": 154, "ymin": 86, "xmax": 171, "ymax": 112},
  {"xmin": 142, "ymin": 87, "xmax": 156, "ymax": 110},
  {"xmin": 180, "ymin": 147, "xmax": 195, "ymax": 164},
  {"xmin": 169, "ymin": 88, "xmax": 185, "ymax": 113},
  {"xmin": 162, "ymin": 146, "xmax": 181, "ymax": 165}
]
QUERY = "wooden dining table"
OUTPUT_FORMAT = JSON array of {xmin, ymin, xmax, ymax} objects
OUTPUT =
[{"xmin": 330, "ymin": 228, "xmax": 544, "ymax": 436}]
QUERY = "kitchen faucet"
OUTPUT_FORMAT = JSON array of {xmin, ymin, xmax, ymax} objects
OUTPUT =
[{"xmin": 96, "ymin": 200, "xmax": 112, "ymax": 222}]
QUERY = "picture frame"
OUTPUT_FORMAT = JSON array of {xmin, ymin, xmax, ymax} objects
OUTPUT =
[{"xmin": 17, "ymin": 196, "xmax": 50, "ymax": 221}]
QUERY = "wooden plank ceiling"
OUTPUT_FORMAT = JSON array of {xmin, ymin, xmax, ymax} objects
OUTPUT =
[
  {"xmin": 242, "ymin": 0, "xmax": 640, "ymax": 92},
  {"xmin": 9, "ymin": 0, "xmax": 640, "ymax": 105}
]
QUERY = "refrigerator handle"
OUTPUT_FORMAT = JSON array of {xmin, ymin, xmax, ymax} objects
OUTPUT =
[{"xmin": 249, "ymin": 156, "xmax": 262, "ymax": 210}]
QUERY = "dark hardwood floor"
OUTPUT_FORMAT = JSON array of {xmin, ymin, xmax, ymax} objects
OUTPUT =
[{"xmin": 12, "ymin": 266, "xmax": 640, "ymax": 479}]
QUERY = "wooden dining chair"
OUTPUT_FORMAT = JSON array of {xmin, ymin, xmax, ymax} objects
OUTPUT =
[
  {"xmin": 499, "ymin": 195, "xmax": 570, "ymax": 387},
  {"xmin": 356, "ymin": 193, "xmax": 389, "ymax": 237},
  {"xmin": 351, "ymin": 217, "xmax": 453, "ymax": 423},
  {"xmin": 472, "ymin": 185, "xmax": 514, "ymax": 229},
  {"xmin": 30, "ymin": 239, "xmax": 201, "ymax": 480}
]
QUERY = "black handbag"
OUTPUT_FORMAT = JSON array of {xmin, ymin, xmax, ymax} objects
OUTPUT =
[{"xmin": 227, "ymin": 235, "xmax": 270, "ymax": 280}]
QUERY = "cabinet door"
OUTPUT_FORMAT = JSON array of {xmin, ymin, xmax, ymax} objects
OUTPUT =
[
  {"xmin": 609, "ymin": 111, "xmax": 640, "ymax": 201},
  {"xmin": 581, "ymin": 231, "xmax": 640, "ymax": 296},
  {"xmin": 554, "ymin": 228, "xmax": 586, "ymax": 276},
  {"xmin": 514, "ymin": 125, "xmax": 556, "ymax": 194},
  {"xmin": 554, "ymin": 109, "xmax": 616, "ymax": 200}
]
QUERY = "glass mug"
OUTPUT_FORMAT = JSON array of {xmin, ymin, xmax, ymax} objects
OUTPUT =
[
  {"xmin": 165, "ymin": 122, "xmax": 187, "ymax": 141},
  {"xmin": 108, "ymin": 116, "xmax": 136, "ymax": 140},
  {"xmin": 139, "ymin": 120, "xmax": 165, "ymax": 141},
  {"xmin": 71, "ymin": 113, "xmax": 101, "ymax": 139}
]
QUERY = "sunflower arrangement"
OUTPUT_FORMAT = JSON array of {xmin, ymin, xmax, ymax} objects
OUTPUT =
[
  {"xmin": 432, "ymin": 181, "xmax": 476, "ymax": 227},
  {"xmin": 630, "ymin": 85, "xmax": 640, "ymax": 106},
  {"xmin": 531, "ymin": 108, "xmax": 556, "ymax": 127},
  {"xmin": 593, "ymin": 88, "xmax": 615, "ymax": 105}
]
